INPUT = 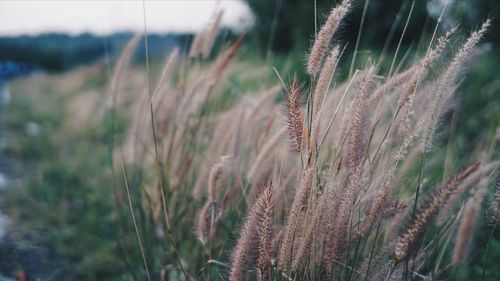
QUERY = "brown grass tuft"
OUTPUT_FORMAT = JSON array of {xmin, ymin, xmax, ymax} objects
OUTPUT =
[
  {"xmin": 422, "ymin": 20, "xmax": 490, "ymax": 152},
  {"xmin": 346, "ymin": 65, "xmax": 376, "ymax": 174},
  {"xmin": 195, "ymin": 202, "xmax": 222, "ymax": 245},
  {"xmin": 306, "ymin": 0, "xmax": 350, "ymax": 75},
  {"xmin": 314, "ymin": 46, "xmax": 340, "ymax": 118},
  {"xmin": 285, "ymin": 79, "xmax": 305, "ymax": 152},
  {"xmin": 452, "ymin": 178, "xmax": 488, "ymax": 265},
  {"xmin": 256, "ymin": 184, "xmax": 276, "ymax": 280},
  {"xmin": 208, "ymin": 155, "xmax": 233, "ymax": 203},
  {"xmin": 394, "ymin": 162, "xmax": 480, "ymax": 263},
  {"xmin": 229, "ymin": 183, "xmax": 275, "ymax": 281},
  {"xmin": 278, "ymin": 167, "xmax": 315, "ymax": 273}
]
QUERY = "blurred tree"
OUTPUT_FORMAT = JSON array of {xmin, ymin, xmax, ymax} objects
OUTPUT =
[
  {"xmin": 245, "ymin": 0, "xmax": 500, "ymax": 58},
  {"xmin": 0, "ymin": 33, "xmax": 186, "ymax": 72},
  {"xmin": 245, "ymin": 0, "xmax": 430, "ymax": 54}
]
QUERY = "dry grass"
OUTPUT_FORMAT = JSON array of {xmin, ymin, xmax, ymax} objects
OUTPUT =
[
  {"xmin": 9, "ymin": 2, "xmax": 498, "ymax": 281},
  {"xmin": 99, "ymin": 4, "xmax": 499, "ymax": 280}
]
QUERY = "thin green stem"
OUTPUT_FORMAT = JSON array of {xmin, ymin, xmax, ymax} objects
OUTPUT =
[{"xmin": 122, "ymin": 162, "xmax": 153, "ymax": 281}]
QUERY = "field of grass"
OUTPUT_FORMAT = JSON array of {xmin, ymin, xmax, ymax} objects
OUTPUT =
[{"xmin": 1, "ymin": 2, "xmax": 500, "ymax": 281}]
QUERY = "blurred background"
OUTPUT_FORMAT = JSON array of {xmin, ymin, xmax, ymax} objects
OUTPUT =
[
  {"xmin": 0, "ymin": 0, "xmax": 498, "ymax": 280},
  {"xmin": 1, "ymin": 0, "xmax": 498, "ymax": 140}
]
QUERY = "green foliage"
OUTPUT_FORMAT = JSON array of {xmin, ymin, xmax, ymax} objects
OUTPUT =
[{"xmin": 245, "ymin": 0, "xmax": 429, "ymax": 54}]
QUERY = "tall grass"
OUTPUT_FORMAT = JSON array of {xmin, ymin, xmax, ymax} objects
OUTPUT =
[
  {"xmin": 4, "ymin": 2, "xmax": 499, "ymax": 281},
  {"xmin": 105, "ymin": 3, "xmax": 498, "ymax": 280}
]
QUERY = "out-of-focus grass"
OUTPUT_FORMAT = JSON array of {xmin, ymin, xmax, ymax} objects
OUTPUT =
[
  {"xmin": 2, "ymin": 52, "xmax": 278, "ymax": 280},
  {"xmin": 3, "ymin": 65, "xmax": 138, "ymax": 280}
]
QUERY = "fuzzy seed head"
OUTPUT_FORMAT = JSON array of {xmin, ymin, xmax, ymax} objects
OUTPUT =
[
  {"xmin": 285, "ymin": 79, "xmax": 304, "ymax": 152},
  {"xmin": 394, "ymin": 162, "xmax": 480, "ymax": 262},
  {"xmin": 307, "ymin": 0, "xmax": 350, "ymax": 75}
]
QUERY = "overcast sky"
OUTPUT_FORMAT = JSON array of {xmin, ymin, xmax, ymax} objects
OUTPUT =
[{"xmin": 0, "ymin": 0, "xmax": 254, "ymax": 36}]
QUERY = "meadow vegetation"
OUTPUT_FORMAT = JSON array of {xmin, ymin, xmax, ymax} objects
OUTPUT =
[{"xmin": 3, "ymin": 1, "xmax": 500, "ymax": 280}]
